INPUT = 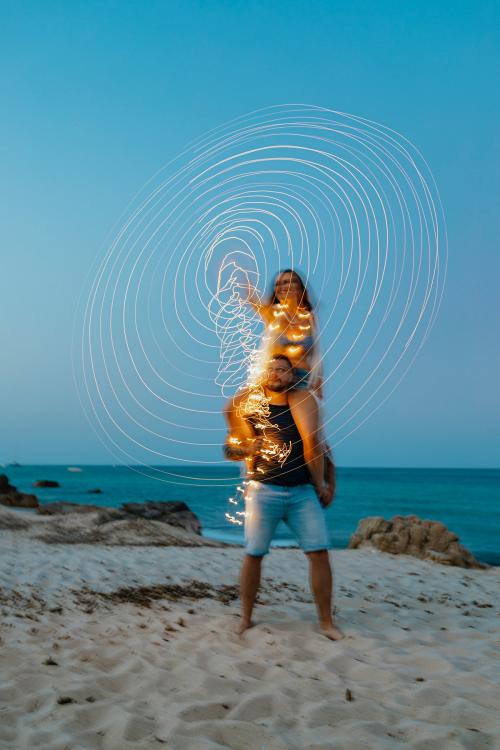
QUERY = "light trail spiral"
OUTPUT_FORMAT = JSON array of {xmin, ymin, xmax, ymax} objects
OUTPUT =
[{"xmin": 73, "ymin": 104, "xmax": 447, "ymax": 487}]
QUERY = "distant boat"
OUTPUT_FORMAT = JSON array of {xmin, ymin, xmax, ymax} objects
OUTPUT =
[
  {"xmin": 67, "ymin": 467, "xmax": 83, "ymax": 473},
  {"xmin": 7, "ymin": 461, "xmax": 21, "ymax": 468}
]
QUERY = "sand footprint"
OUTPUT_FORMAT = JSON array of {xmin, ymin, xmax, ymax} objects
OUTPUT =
[
  {"xmin": 178, "ymin": 701, "xmax": 232, "ymax": 722},
  {"xmin": 228, "ymin": 693, "xmax": 274, "ymax": 721},
  {"xmin": 177, "ymin": 718, "xmax": 289, "ymax": 750},
  {"xmin": 123, "ymin": 713, "xmax": 158, "ymax": 743},
  {"xmin": 95, "ymin": 669, "xmax": 141, "ymax": 695},
  {"xmin": 168, "ymin": 735, "xmax": 231, "ymax": 750},
  {"xmin": 65, "ymin": 702, "xmax": 112, "ymax": 733},
  {"xmin": 412, "ymin": 685, "xmax": 450, "ymax": 707},
  {"xmin": 215, "ymin": 720, "xmax": 289, "ymax": 750},
  {"xmin": 235, "ymin": 661, "xmax": 268, "ymax": 680},
  {"xmin": 323, "ymin": 653, "xmax": 353, "ymax": 674},
  {"xmin": 307, "ymin": 700, "xmax": 356, "ymax": 728},
  {"xmin": 88, "ymin": 705, "xmax": 130, "ymax": 750},
  {"xmin": 0, "ymin": 683, "xmax": 21, "ymax": 703}
]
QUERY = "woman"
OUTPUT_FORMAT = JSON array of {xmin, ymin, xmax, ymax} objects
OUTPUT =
[{"xmin": 245, "ymin": 269, "xmax": 324, "ymax": 398}]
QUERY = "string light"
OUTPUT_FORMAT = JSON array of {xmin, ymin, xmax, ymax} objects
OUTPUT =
[
  {"xmin": 215, "ymin": 271, "xmax": 300, "ymax": 525},
  {"xmin": 74, "ymin": 104, "xmax": 446, "ymax": 494}
]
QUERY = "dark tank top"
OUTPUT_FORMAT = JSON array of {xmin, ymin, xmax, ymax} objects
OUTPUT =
[{"xmin": 247, "ymin": 403, "xmax": 311, "ymax": 486}]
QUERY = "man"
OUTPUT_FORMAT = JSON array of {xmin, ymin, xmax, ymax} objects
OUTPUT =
[{"xmin": 224, "ymin": 354, "xmax": 342, "ymax": 640}]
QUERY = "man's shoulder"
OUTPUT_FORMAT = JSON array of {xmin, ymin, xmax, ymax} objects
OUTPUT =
[
  {"xmin": 288, "ymin": 389, "xmax": 319, "ymax": 421},
  {"xmin": 288, "ymin": 389, "xmax": 317, "ymax": 408}
]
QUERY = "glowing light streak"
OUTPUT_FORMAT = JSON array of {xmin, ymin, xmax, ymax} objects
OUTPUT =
[{"xmin": 73, "ymin": 104, "xmax": 447, "ymax": 491}]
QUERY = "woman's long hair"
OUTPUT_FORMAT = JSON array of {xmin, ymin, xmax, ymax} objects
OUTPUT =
[{"xmin": 266, "ymin": 269, "xmax": 314, "ymax": 310}]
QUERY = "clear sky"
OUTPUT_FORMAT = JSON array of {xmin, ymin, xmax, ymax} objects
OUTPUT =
[{"xmin": 1, "ymin": 0, "xmax": 499, "ymax": 468}]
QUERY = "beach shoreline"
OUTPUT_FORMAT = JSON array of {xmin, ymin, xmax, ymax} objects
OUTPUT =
[{"xmin": 2, "ymin": 529, "xmax": 500, "ymax": 749}]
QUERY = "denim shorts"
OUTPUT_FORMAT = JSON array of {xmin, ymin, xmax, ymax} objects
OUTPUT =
[{"xmin": 244, "ymin": 481, "xmax": 331, "ymax": 556}]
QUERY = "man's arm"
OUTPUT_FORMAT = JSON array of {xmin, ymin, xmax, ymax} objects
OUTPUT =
[
  {"xmin": 322, "ymin": 448, "xmax": 336, "ymax": 508},
  {"xmin": 223, "ymin": 390, "xmax": 259, "ymax": 461},
  {"xmin": 288, "ymin": 390, "xmax": 325, "ymax": 500}
]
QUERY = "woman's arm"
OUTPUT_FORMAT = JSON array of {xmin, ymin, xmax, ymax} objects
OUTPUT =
[{"xmin": 241, "ymin": 282, "xmax": 274, "ymax": 324}]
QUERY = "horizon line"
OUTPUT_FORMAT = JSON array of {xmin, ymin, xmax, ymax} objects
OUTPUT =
[{"xmin": 1, "ymin": 463, "xmax": 499, "ymax": 471}]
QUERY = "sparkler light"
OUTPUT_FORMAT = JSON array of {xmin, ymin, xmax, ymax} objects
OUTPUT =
[
  {"xmin": 73, "ymin": 104, "xmax": 447, "ymax": 491},
  {"xmin": 220, "ymin": 304, "xmax": 295, "ymax": 525}
]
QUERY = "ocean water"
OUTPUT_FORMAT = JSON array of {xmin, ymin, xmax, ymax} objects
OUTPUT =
[{"xmin": 3, "ymin": 465, "xmax": 499, "ymax": 565}]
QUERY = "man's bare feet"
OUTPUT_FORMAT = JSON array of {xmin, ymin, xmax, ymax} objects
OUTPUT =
[
  {"xmin": 236, "ymin": 619, "xmax": 255, "ymax": 635},
  {"xmin": 319, "ymin": 622, "xmax": 344, "ymax": 640}
]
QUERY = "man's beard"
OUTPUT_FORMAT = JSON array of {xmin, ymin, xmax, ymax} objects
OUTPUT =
[{"xmin": 266, "ymin": 382, "xmax": 290, "ymax": 392}]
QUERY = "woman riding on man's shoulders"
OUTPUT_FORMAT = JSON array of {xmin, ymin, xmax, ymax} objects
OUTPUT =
[{"xmin": 244, "ymin": 269, "xmax": 324, "ymax": 399}]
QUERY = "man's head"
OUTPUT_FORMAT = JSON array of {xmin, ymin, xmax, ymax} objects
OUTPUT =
[{"xmin": 265, "ymin": 355, "xmax": 295, "ymax": 392}]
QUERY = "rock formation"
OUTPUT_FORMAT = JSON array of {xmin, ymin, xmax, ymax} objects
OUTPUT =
[
  {"xmin": 37, "ymin": 500, "xmax": 202, "ymax": 536},
  {"xmin": 0, "ymin": 474, "xmax": 38, "ymax": 509},
  {"xmin": 348, "ymin": 515, "xmax": 485, "ymax": 569},
  {"xmin": 33, "ymin": 480, "xmax": 60, "ymax": 488},
  {"xmin": 120, "ymin": 501, "xmax": 202, "ymax": 536},
  {"xmin": 0, "ymin": 496, "xmax": 224, "ymax": 547},
  {"xmin": 38, "ymin": 502, "xmax": 102, "ymax": 515}
]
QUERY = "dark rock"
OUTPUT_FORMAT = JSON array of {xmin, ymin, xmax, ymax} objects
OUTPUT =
[
  {"xmin": 34, "ymin": 480, "xmax": 60, "ymax": 488},
  {"xmin": 87, "ymin": 488, "xmax": 102, "ymax": 494},
  {"xmin": 0, "ymin": 475, "xmax": 16, "ymax": 494},
  {"xmin": 0, "ymin": 492, "xmax": 38, "ymax": 509},
  {"xmin": 36, "ymin": 517, "xmax": 224, "ymax": 547},
  {"xmin": 120, "ymin": 501, "xmax": 202, "ymax": 535},
  {"xmin": 0, "ymin": 503, "xmax": 227, "ymax": 548},
  {"xmin": 38, "ymin": 502, "xmax": 103, "ymax": 515},
  {"xmin": 349, "ymin": 515, "xmax": 485, "ymax": 569},
  {"xmin": 0, "ymin": 474, "xmax": 39, "ymax": 509}
]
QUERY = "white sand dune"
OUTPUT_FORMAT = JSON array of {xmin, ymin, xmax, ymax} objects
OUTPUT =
[{"xmin": 1, "ymin": 529, "xmax": 499, "ymax": 750}]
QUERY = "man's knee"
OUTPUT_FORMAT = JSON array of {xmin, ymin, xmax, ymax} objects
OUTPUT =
[
  {"xmin": 306, "ymin": 549, "xmax": 330, "ymax": 562},
  {"xmin": 244, "ymin": 553, "xmax": 264, "ymax": 564}
]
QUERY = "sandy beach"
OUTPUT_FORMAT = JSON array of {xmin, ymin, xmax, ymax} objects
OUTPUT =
[{"xmin": 1, "ymin": 520, "xmax": 500, "ymax": 750}]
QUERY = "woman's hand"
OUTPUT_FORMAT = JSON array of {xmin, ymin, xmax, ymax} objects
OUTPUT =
[
  {"xmin": 236, "ymin": 271, "xmax": 259, "ymax": 304},
  {"xmin": 238, "ymin": 276, "xmax": 274, "ymax": 323}
]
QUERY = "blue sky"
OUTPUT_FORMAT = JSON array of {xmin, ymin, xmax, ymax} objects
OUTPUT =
[{"xmin": 1, "ymin": 0, "xmax": 499, "ymax": 467}]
